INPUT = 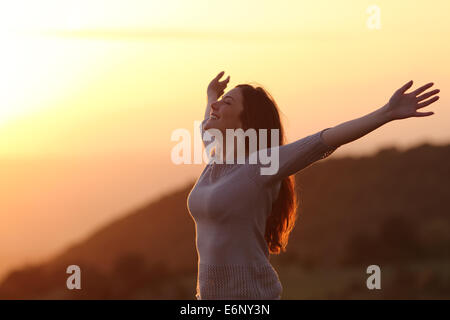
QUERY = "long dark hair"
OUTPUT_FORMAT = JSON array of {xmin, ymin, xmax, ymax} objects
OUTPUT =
[{"xmin": 235, "ymin": 84, "xmax": 299, "ymax": 254}]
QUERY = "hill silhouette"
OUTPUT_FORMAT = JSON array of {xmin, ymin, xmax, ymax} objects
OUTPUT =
[{"xmin": 0, "ymin": 142, "xmax": 449, "ymax": 299}]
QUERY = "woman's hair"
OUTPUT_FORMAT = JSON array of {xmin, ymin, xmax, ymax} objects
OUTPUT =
[{"xmin": 235, "ymin": 83, "xmax": 299, "ymax": 255}]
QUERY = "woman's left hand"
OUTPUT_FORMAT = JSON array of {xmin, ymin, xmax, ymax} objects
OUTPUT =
[{"xmin": 385, "ymin": 80, "xmax": 440, "ymax": 121}]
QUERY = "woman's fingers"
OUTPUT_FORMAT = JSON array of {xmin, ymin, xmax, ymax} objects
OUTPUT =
[
  {"xmin": 220, "ymin": 75, "xmax": 230, "ymax": 84},
  {"xmin": 417, "ymin": 95, "xmax": 439, "ymax": 108},
  {"xmin": 214, "ymin": 72, "xmax": 230, "ymax": 87},
  {"xmin": 414, "ymin": 111, "xmax": 434, "ymax": 117},
  {"xmin": 215, "ymin": 71, "xmax": 225, "ymax": 80},
  {"xmin": 416, "ymin": 89, "xmax": 440, "ymax": 102},
  {"xmin": 398, "ymin": 80, "xmax": 413, "ymax": 94},
  {"xmin": 411, "ymin": 82, "xmax": 434, "ymax": 96}
]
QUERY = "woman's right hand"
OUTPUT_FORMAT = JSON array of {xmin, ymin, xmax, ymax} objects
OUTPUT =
[{"xmin": 207, "ymin": 71, "xmax": 230, "ymax": 100}]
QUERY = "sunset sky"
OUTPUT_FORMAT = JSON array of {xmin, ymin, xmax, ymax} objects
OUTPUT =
[{"xmin": 0, "ymin": 0, "xmax": 449, "ymax": 280}]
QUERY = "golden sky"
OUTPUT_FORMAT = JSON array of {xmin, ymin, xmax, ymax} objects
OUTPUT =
[
  {"xmin": 0, "ymin": 0, "xmax": 449, "ymax": 280},
  {"xmin": 0, "ymin": 0, "xmax": 449, "ymax": 157}
]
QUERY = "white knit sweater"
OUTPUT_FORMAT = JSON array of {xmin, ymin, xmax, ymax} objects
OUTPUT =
[{"xmin": 187, "ymin": 118, "xmax": 338, "ymax": 299}]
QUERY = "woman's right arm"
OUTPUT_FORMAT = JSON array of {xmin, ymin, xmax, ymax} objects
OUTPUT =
[
  {"xmin": 200, "ymin": 96, "xmax": 217, "ymax": 150},
  {"xmin": 204, "ymin": 95, "xmax": 217, "ymax": 121},
  {"xmin": 201, "ymin": 71, "xmax": 230, "ymax": 150},
  {"xmin": 205, "ymin": 71, "xmax": 230, "ymax": 120}
]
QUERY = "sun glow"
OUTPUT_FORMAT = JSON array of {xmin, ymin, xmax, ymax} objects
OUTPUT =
[{"xmin": 0, "ymin": 1, "xmax": 109, "ymax": 126}]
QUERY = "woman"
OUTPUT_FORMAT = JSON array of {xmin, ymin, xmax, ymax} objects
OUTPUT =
[{"xmin": 187, "ymin": 71, "xmax": 440, "ymax": 300}]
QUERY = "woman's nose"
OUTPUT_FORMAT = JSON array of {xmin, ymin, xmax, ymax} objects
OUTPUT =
[{"xmin": 211, "ymin": 101, "xmax": 218, "ymax": 110}]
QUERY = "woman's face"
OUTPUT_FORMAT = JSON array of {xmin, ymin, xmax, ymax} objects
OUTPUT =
[{"xmin": 205, "ymin": 87, "xmax": 245, "ymax": 133}]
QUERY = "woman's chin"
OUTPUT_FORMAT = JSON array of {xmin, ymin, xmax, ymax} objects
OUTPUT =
[{"xmin": 205, "ymin": 118, "xmax": 218, "ymax": 130}]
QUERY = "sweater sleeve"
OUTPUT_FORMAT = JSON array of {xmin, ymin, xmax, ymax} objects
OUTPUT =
[{"xmin": 248, "ymin": 128, "xmax": 338, "ymax": 186}]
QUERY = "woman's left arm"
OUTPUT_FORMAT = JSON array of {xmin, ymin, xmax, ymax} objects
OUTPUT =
[{"xmin": 322, "ymin": 80, "xmax": 440, "ymax": 148}]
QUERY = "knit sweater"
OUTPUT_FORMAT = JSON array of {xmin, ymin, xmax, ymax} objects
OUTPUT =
[{"xmin": 187, "ymin": 117, "xmax": 339, "ymax": 300}]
